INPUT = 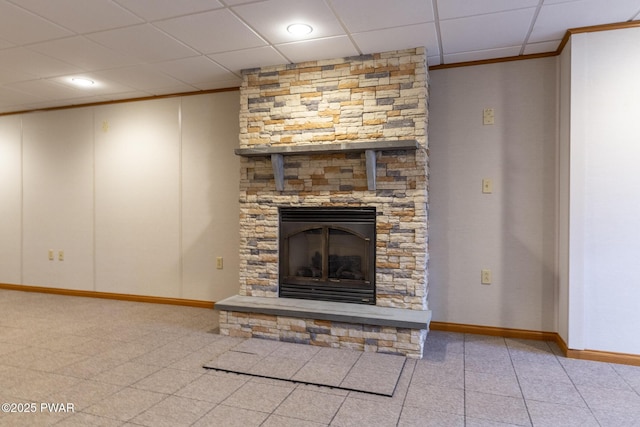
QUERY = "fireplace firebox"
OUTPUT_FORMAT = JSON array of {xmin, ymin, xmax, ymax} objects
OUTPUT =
[{"xmin": 279, "ymin": 207, "xmax": 376, "ymax": 305}]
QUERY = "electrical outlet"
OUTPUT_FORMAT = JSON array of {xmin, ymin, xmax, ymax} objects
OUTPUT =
[
  {"xmin": 481, "ymin": 269, "xmax": 492, "ymax": 284},
  {"xmin": 216, "ymin": 257, "xmax": 223, "ymax": 269},
  {"xmin": 483, "ymin": 108, "xmax": 495, "ymax": 125},
  {"xmin": 482, "ymin": 178, "xmax": 493, "ymax": 194}
]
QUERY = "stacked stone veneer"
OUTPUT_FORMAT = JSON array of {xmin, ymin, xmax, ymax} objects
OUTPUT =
[{"xmin": 219, "ymin": 48, "xmax": 430, "ymax": 358}]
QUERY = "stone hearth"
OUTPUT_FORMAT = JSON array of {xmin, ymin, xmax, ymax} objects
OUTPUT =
[{"xmin": 218, "ymin": 48, "xmax": 430, "ymax": 358}]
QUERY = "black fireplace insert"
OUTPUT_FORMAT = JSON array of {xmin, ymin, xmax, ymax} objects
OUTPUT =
[{"xmin": 279, "ymin": 207, "xmax": 376, "ymax": 305}]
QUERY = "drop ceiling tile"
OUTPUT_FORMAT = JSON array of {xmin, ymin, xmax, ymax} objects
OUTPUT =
[
  {"xmin": 1, "ymin": 104, "xmax": 49, "ymax": 113},
  {"xmin": 0, "ymin": 87, "xmax": 45, "ymax": 106},
  {"xmin": 232, "ymin": 0, "xmax": 345, "ymax": 44},
  {"xmin": 152, "ymin": 56, "xmax": 238, "ymax": 85},
  {"xmin": 145, "ymin": 85, "xmax": 201, "ymax": 96},
  {"xmin": 276, "ymin": 36, "xmax": 359, "ymax": 64},
  {"xmin": 102, "ymin": 90, "xmax": 154, "ymax": 101},
  {"xmin": 6, "ymin": 79, "xmax": 85, "ymax": 101},
  {"xmin": 443, "ymin": 46, "xmax": 522, "ymax": 64},
  {"xmin": 0, "ymin": 48, "xmax": 81, "ymax": 78},
  {"xmin": 93, "ymin": 65, "xmax": 196, "ymax": 92},
  {"xmin": 530, "ymin": 0, "xmax": 640, "ymax": 43},
  {"xmin": 154, "ymin": 9, "xmax": 266, "ymax": 54},
  {"xmin": 0, "ymin": 2, "xmax": 72, "ymax": 44},
  {"xmin": 87, "ymin": 24, "xmax": 198, "ymax": 62},
  {"xmin": 0, "ymin": 66, "xmax": 37, "ymax": 85},
  {"xmin": 13, "ymin": 0, "xmax": 143, "ymax": 33},
  {"xmin": 114, "ymin": 0, "xmax": 224, "ymax": 21},
  {"xmin": 222, "ymin": 0, "xmax": 259, "ymax": 5},
  {"xmin": 0, "ymin": 38, "xmax": 14, "ymax": 49},
  {"xmin": 208, "ymin": 46, "xmax": 288, "ymax": 73},
  {"xmin": 437, "ymin": 0, "xmax": 539, "ymax": 19},
  {"xmin": 190, "ymin": 77, "xmax": 243, "ymax": 91},
  {"xmin": 54, "ymin": 73, "xmax": 132, "ymax": 91},
  {"xmin": 103, "ymin": 90, "xmax": 150, "ymax": 101},
  {"xmin": 543, "ymin": 0, "xmax": 586, "ymax": 4},
  {"xmin": 50, "ymin": 95, "xmax": 113, "ymax": 107},
  {"xmin": 352, "ymin": 23, "xmax": 437, "ymax": 56},
  {"xmin": 330, "ymin": 0, "xmax": 434, "ymax": 32},
  {"xmin": 29, "ymin": 36, "xmax": 139, "ymax": 71},
  {"xmin": 440, "ymin": 8, "xmax": 536, "ymax": 54},
  {"xmin": 523, "ymin": 40, "xmax": 561, "ymax": 55},
  {"xmin": 52, "ymin": 75, "xmax": 137, "ymax": 96}
]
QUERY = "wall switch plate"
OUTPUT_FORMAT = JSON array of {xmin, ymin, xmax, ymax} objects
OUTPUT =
[
  {"xmin": 48, "ymin": 249, "xmax": 54, "ymax": 261},
  {"xmin": 481, "ymin": 269, "xmax": 492, "ymax": 284},
  {"xmin": 58, "ymin": 250, "xmax": 64, "ymax": 261},
  {"xmin": 482, "ymin": 178, "xmax": 493, "ymax": 193},
  {"xmin": 483, "ymin": 108, "xmax": 495, "ymax": 125},
  {"xmin": 216, "ymin": 257, "xmax": 223, "ymax": 269}
]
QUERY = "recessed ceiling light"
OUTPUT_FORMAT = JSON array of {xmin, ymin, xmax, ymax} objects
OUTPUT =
[
  {"xmin": 287, "ymin": 23, "xmax": 313, "ymax": 36},
  {"xmin": 70, "ymin": 77, "xmax": 95, "ymax": 87}
]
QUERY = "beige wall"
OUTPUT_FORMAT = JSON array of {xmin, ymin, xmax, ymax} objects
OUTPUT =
[
  {"xmin": 428, "ymin": 58, "xmax": 559, "ymax": 331},
  {"xmin": 0, "ymin": 91, "xmax": 241, "ymax": 302}
]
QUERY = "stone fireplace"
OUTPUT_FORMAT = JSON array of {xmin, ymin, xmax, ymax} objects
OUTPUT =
[{"xmin": 217, "ymin": 47, "xmax": 431, "ymax": 358}]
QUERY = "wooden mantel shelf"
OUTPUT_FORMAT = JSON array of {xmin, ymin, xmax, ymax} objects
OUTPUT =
[{"xmin": 234, "ymin": 140, "xmax": 419, "ymax": 191}]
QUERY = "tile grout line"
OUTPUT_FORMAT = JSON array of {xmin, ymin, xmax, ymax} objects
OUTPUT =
[
  {"xmin": 396, "ymin": 357, "xmax": 418, "ymax": 426},
  {"xmin": 610, "ymin": 362, "xmax": 640, "ymax": 399},
  {"xmin": 337, "ymin": 349, "xmax": 364, "ymax": 390},
  {"xmin": 286, "ymin": 342, "xmax": 318, "ymax": 382},
  {"xmin": 505, "ymin": 337, "xmax": 535, "ymax": 427},
  {"xmin": 554, "ymin": 349, "xmax": 605, "ymax": 425},
  {"xmin": 258, "ymin": 380, "xmax": 299, "ymax": 426},
  {"xmin": 463, "ymin": 333, "xmax": 467, "ymax": 425}
]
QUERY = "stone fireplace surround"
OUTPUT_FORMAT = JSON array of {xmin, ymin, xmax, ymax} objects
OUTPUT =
[{"xmin": 217, "ymin": 48, "xmax": 430, "ymax": 358}]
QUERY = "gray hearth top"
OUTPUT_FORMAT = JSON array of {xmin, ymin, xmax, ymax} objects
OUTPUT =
[{"xmin": 215, "ymin": 295, "xmax": 431, "ymax": 330}]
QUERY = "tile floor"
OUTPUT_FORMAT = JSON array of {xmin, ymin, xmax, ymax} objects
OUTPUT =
[{"xmin": 0, "ymin": 289, "xmax": 639, "ymax": 426}]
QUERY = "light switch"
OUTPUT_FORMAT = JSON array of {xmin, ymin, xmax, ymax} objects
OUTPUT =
[
  {"xmin": 58, "ymin": 250, "xmax": 64, "ymax": 261},
  {"xmin": 48, "ymin": 249, "xmax": 54, "ymax": 261},
  {"xmin": 216, "ymin": 257, "xmax": 223, "ymax": 269}
]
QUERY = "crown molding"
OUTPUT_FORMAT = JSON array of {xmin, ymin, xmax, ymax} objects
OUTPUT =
[{"xmin": 430, "ymin": 20, "xmax": 640, "ymax": 71}]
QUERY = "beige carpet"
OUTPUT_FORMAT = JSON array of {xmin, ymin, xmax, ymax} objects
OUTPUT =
[{"xmin": 203, "ymin": 338, "xmax": 406, "ymax": 396}]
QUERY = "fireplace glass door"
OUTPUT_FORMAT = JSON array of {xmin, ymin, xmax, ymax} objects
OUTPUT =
[{"xmin": 279, "ymin": 207, "xmax": 375, "ymax": 304}]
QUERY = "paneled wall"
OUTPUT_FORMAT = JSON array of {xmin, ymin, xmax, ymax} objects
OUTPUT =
[
  {"xmin": 0, "ymin": 91, "xmax": 240, "ymax": 302},
  {"xmin": 22, "ymin": 108, "xmax": 95, "ymax": 290}
]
